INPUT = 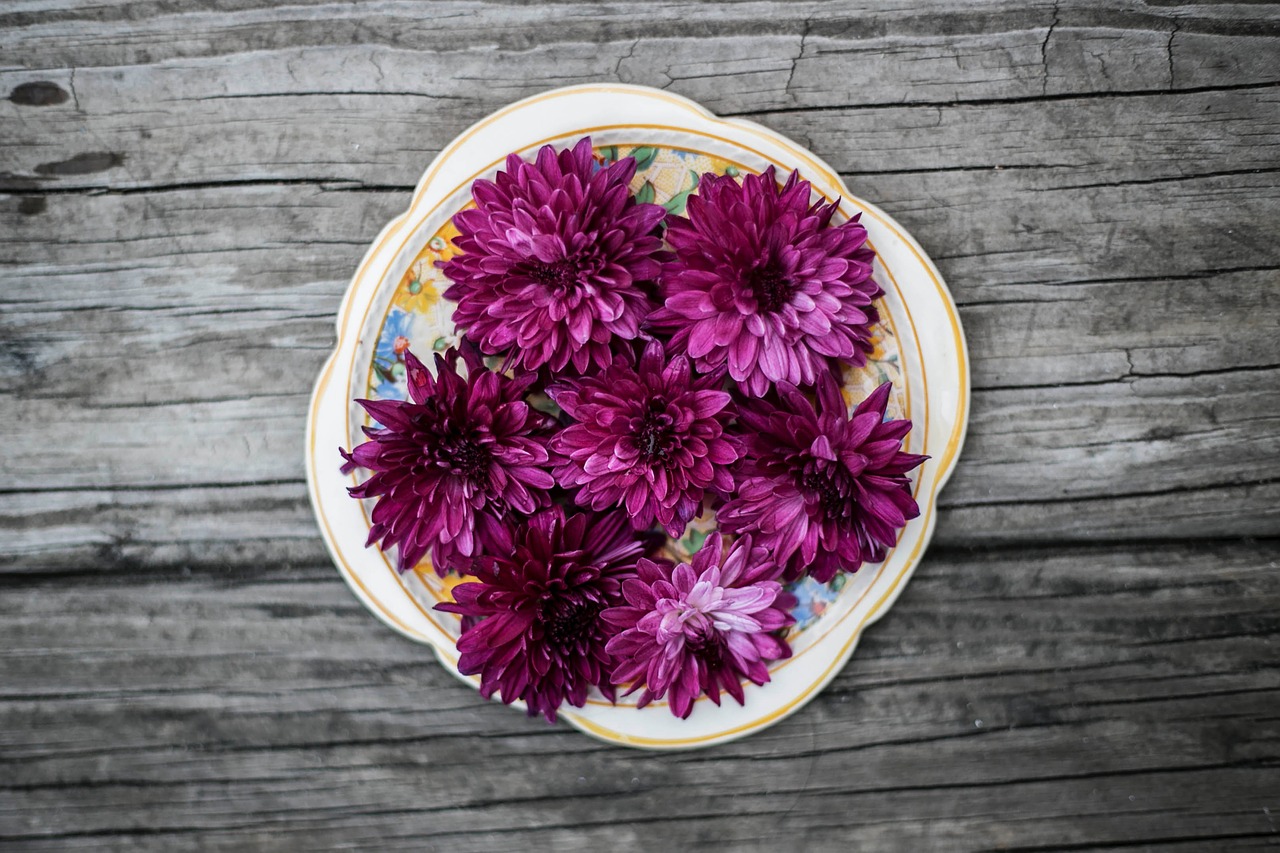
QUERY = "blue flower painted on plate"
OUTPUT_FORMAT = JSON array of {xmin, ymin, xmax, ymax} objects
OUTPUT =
[
  {"xmin": 365, "ymin": 309, "xmax": 410, "ymax": 429},
  {"xmin": 787, "ymin": 572, "xmax": 849, "ymax": 632},
  {"xmin": 372, "ymin": 367, "xmax": 405, "ymax": 405},
  {"xmin": 373, "ymin": 309, "xmax": 412, "ymax": 402},
  {"xmin": 377, "ymin": 309, "xmax": 412, "ymax": 366}
]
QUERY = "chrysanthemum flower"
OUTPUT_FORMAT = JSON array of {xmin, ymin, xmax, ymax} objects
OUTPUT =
[
  {"xmin": 440, "ymin": 137, "xmax": 666, "ymax": 374},
  {"xmin": 339, "ymin": 346, "xmax": 554, "ymax": 575},
  {"xmin": 602, "ymin": 533, "xmax": 794, "ymax": 719},
  {"xmin": 435, "ymin": 508, "xmax": 644, "ymax": 722},
  {"xmin": 547, "ymin": 340, "xmax": 739, "ymax": 537},
  {"xmin": 719, "ymin": 376, "xmax": 928, "ymax": 582},
  {"xmin": 648, "ymin": 165, "xmax": 882, "ymax": 397}
]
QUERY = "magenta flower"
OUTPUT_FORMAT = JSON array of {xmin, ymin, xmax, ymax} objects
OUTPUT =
[
  {"xmin": 339, "ymin": 346, "xmax": 554, "ymax": 575},
  {"xmin": 439, "ymin": 137, "xmax": 666, "ymax": 374},
  {"xmin": 436, "ymin": 508, "xmax": 644, "ymax": 722},
  {"xmin": 719, "ymin": 376, "xmax": 928, "ymax": 582},
  {"xmin": 648, "ymin": 166, "xmax": 882, "ymax": 397},
  {"xmin": 602, "ymin": 533, "xmax": 794, "ymax": 719},
  {"xmin": 548, "ymin": 340, "xmax": 739, "ymax": 537}
]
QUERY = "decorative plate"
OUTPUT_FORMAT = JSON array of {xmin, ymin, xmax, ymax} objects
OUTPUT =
[{"xmin": 306, "ymin": 84, "xmax": 969, "ymax": 749}]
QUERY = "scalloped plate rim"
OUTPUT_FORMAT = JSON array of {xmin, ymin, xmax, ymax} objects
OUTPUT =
[{"xmin": 306, "ymin": 83, "xmax": 970, "ymax": 750}]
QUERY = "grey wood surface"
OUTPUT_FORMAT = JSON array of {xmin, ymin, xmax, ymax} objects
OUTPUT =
[{"xmin": 2, "ymin": 2, "xmax": 1278, "ymax": 850}]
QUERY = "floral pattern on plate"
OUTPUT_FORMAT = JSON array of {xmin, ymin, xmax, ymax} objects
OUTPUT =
[{"xmin": 361, "ymin": 143, "xmax": 907, "ymax": 641}]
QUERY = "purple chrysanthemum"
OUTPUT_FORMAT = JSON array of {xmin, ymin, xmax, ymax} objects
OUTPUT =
[
  {"xmin": 719, "ymin": 376, "xmax": 928, "ymax": 582},
  {"xmin": 602, "ymin": 533, "xmax": 794, "ymax": 719},
  {"xmin": 339, "ymin": 346, "xmax": 554, "ymax": 575},
  {"xmin": 439, "ymin": 137, "xmax": 666, "ymax": 374},
  {"xmin": 648, "ymin": 166, "xmax": 882, "ymax": 397},
  {"xmin": 435, "ymin": 508, "xmax": 644, "ymax": 722},
  {"xmin": 547, "ymin": 339, "xmax": 739, "ymax": 537}
]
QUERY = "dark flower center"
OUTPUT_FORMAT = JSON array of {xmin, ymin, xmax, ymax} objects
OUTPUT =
[
  {"xmin": 635, "ymin": 397, "xmax": 676, "ymax": 463},
  {"xmin": 541, "ymin": 596, "xmax": 601, "ymax": 648},
  {"xmin": 528, "ymin": 259, "xmax": 581, "ymax": 293},
  {"xmin": 435, "ymin": 430, "xmax": 492, "ymax": 484},
  {"xmin": 801, "ymin": 467, "xmax": 851, "ymax": 519},
  {"xmin": 747, "ymin": 263, "xmax": 796, "ymax": 313},
  {"xmin": 686, "ymin": 630, "xmax": 725, "ymax": 668}
]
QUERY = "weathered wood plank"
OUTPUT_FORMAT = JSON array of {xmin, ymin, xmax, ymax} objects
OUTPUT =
[
  {"xmin": 938, "ymin": 480, "xmax": 1280, "ymax": 547},
  {"xmin": 0, "ymin": 483, "xmax": 325, "ymax": 573},
  {"xmin": 3, "ymin": 1, "xmax": 1279, "ymax": 848},
  {"xmin": 2, "ymin": 1, "xmax": 1275, "ymax": 113},
  {"xmin": 862, "ymin": 169, "xmax": 1280, "ymax": 290},
  {"xmin": 1, "ymin": 542, "xmax": 1276, "ymax": 850},
  {"xmin": 2, "ymin": 32, "xmax": 1277, "ymax": 193}
]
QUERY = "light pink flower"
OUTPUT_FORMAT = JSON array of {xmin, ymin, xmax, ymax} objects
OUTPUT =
[{"xmin": 603, "ymin": 533, "xmax": 794, "ymax": 718}]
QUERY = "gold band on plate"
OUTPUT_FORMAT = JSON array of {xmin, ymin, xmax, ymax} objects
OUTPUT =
[{"xmin": 306, "ymin": 85, "xmax": 969, "ymax": 747}]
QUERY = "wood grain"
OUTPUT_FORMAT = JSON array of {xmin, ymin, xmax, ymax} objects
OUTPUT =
[
  {"xmin": 1, "ymin": 543, "xmax": 1276, "ymax": 850},
  {"xmin": 2, "ymin": 0, "xmax": 1278, "ymax": 849}
]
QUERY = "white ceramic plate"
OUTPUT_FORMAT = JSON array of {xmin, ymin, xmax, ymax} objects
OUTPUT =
[{"xmin": 306, "ymin": 84, "xmax": 969, "ymax": 749}]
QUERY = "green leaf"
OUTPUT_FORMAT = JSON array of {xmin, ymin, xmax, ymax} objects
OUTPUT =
[
  {"xmin": 681, "ymin": 528, "xmax": 709, "ymax": 554},
  {"xmin": 663, "ymin": 187, "xmax": 695, "ymax": 214},
  {"xmin": 527, "ymin": 392, "xmax": 563, "ymax": 419},
  {"xmin": 601, "ymin": 145, "xmax": 619, "ymax": 164},
  {"xmin": 634, "ymin": 180, "xmax": 656, "ymax": 206},
  {"xmin": 629, "ymin": 145, "xmax": 659, "ymax": 171},
  {"xmin": 662, "ymin": 172, "xmax": 701, "ymax": 215}
]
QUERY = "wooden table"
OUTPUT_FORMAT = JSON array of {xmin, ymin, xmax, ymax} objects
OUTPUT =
[{"xmin": 3, "ymin": 3, "xmax": 1278, "ymax": 850}]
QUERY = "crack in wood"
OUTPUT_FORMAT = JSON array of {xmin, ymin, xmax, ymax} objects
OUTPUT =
[{"xmin": 720, "ymin": 80, "xmax": 1280, "ymax": 118}]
